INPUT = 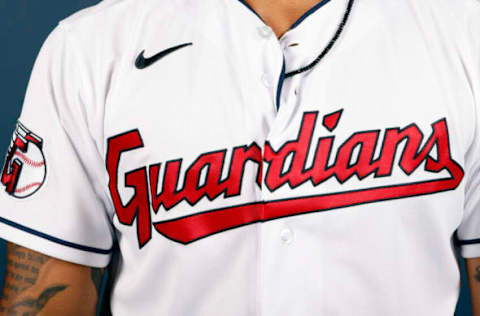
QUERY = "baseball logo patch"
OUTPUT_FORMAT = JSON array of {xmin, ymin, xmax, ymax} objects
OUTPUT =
[{"xmin": 1, "ymin": 122, "xmax": 46, "ymax": 198}]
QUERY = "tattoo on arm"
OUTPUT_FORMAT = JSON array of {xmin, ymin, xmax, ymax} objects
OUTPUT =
[
  {"xmin": 0, "ymin": 244, "xmax": 53, "ymax": 315},
  {"xmin": 1, "ymin": 244, "xmax": 100, "ymax": 316},
  {"xmin": 474, "ymin": 265, "xmax": 480, "ymax": 282},
  {"xmin": 7, "ymin": 284, "xmax": 67, "ymax": 315},
  {"xmin": 91, "ymin": 268, "xmax": 103, "ymax": 296}
]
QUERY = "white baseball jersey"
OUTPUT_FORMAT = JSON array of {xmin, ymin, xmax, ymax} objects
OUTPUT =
[{"xmin": 1, "ymin": 0, "xmax": 480, "ymax": 314}]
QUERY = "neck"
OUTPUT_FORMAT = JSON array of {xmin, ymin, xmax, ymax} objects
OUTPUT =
[{"xmin": 245, "ymin": 0, "xmax": 324, "ymax": 38}]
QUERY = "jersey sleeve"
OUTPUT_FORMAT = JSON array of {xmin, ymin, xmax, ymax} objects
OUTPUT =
[
  {"xmin": 456, "ymin": 6, "xmax": 480, "ymax": 259},
  {"xmin": 0, "ymin": 24, "xmax": 114, "ymax": 268}
]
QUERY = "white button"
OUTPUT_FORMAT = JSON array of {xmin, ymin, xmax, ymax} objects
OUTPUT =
[
  {"xmin": 258, "ymin": 26, "xmax": 273, "ymax": 38},
  {"xmin": 280, "ymin": 228, "xmax": 294, "ymax": 244},
  {"xmin": 261, "ymin": 73, "xmax": 272, "ymax": 87}
]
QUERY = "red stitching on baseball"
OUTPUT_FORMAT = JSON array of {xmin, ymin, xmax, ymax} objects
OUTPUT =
[
  {"xmin": 15, "ymin": 182, "xmax": 42, "ymax": 193},
  {"xmin": 14, "ymin": 151, "xmax": 45, "ymax": 168}
]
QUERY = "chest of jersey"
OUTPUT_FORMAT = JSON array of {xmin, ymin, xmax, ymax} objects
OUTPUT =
[
  {"xmin": 85, "ymin": 1, "xmax": 480, "ymax": 315},
  {"xmin": 102, "ymin": 1, "xmax": 472, "ymax": 250}
]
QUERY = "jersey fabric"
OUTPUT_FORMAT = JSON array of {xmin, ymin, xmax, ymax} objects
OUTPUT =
[{"xmin": 1, "ymin": 0, "xmax": 480, "ymax": 315}]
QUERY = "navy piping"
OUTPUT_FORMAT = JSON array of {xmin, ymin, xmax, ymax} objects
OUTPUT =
[
  {"xmin": 289, "ymin": 0, "xmax": 332, "ymax": 29},
  {"xmin": 237, "ymin": 0, "xmax": 332, "ymax": 31},
  {"xmin": 237, "ymin": 0, "xmax": 332, "ymax": 109},
  {"xmin": 276, "ymin": 58, "xmax": 286, "ymax": 110},
  {"xmin": 0, "ymin": 216, "xmax": 112, "ymax": 255},
  {"xmin": 456, "ymin": 238, "xmax": 480, "ymax": 246},
  {"xmin": 237, "ymin": 0, "xmax": 265, "ymax": 23}
]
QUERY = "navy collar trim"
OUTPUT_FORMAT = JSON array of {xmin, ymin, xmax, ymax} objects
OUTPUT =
[
  {"xmin": 289, "ymin": 0, "xmax": 331, "ymax": 29},
  {"xmin": 237, "ymin": 0, "xmax": 265, "ymax": 22},
  {"xmin": 237, "ymin": 0, "xmax": 332, "ymax": 30}
]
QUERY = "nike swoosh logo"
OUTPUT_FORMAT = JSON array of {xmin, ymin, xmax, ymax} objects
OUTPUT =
[{"xmin": 135, "ymin": 42, "xmax": 193, "ymax": 69}]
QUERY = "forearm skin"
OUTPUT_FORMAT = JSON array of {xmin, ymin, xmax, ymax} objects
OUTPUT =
[{"xmin": 0, "ymin": 243, "xmax": 102, "ymax": 316}]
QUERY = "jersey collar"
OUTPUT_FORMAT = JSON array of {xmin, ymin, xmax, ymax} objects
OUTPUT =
[{"xmin": 237, "ymin": 0, "xmax": 332, "ymax": 32}]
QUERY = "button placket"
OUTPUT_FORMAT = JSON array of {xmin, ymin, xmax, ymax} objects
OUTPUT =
[{"xmin": 257, "ymin": 26, "xmax": 284, "ymax": 114}]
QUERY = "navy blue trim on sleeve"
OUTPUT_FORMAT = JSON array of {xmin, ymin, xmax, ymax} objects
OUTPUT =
[
  {"xmin": 456, "ymin": 238, "xmax": 480, "ymax": 246},
  {"xmin": 0, "ymin": 216, "xmax": 112, "ymax": 255}
]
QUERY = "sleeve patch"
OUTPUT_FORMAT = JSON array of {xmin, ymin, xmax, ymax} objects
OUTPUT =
[{"xmin": 1, "ymin": 122, "xmax": 47, "ymax": 198}]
